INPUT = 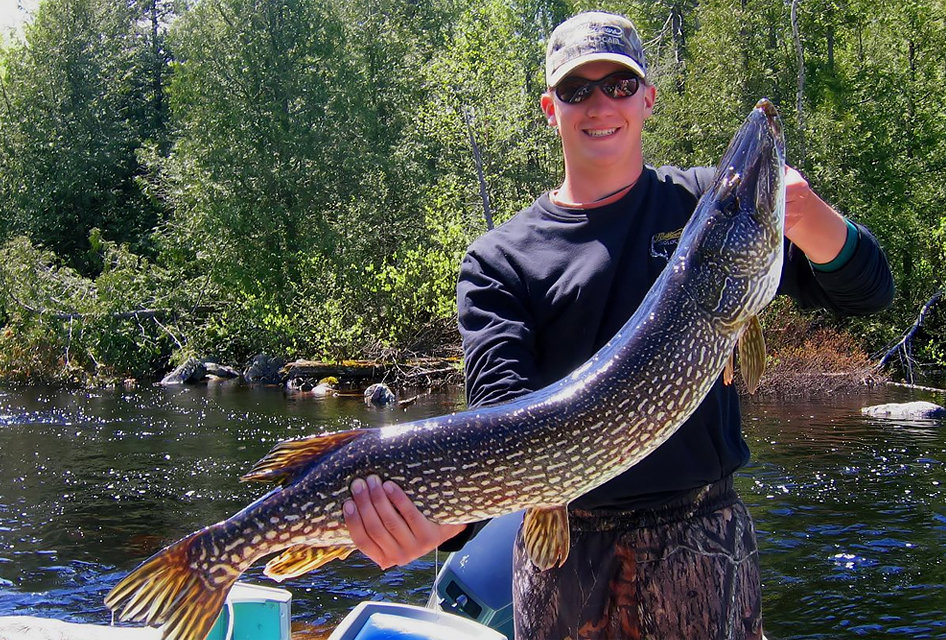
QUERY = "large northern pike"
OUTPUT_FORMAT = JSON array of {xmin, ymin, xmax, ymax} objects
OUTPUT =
[{"xmin": 105, "ymin": 99, "xmax": 786, "ymax": 640}]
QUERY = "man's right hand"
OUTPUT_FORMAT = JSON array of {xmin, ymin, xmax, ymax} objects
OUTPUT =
[{"xmin": 343, "ymin": 475, "xmax": 467, "ymax": 569}]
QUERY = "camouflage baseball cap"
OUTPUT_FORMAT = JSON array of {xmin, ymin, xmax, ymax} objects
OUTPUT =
[{"xmin": 545, "ymin": 11, "xmax": 647, "ymax": 87}]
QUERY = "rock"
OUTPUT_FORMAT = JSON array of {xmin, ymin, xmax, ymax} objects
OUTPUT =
[
  {"xmin": 158, "ymin": 357, "xmax": 206, "ymax": 386},
  {"xmin": 312, "ymin": 377, "xmax": 338, "ymax": 397},
  {"xmin": 204, "ymin": 361, "xmax": 240, "ymax": 379},
  {"xmin": 244, "ymin": 354, "xmax": 285, "ymax": 385},
  {"xmin": 364, "ymin": 383, "xmax": 396, "ymax": 406},
  {"xmin": 861, "ymin": 401, "xmax": 946, "ymax": 420},
  {"xmin": 285, "ymin": 376, "xmax": 308, "ymax": 391}
]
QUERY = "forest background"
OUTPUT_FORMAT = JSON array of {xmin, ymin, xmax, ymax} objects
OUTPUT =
[{"xmin": 0, "ymin": 0, "xmax": 943, "ymax": 386}]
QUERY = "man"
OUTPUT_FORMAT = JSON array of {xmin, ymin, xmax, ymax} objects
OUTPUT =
[{"xmin": 343, "ymin": 11, "xmax": 894, "ymax": 639}]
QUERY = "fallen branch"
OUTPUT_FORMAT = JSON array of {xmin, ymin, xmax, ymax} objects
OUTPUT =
[
  {"xmin": 283, "ymin": 358, "xmax": 461, "ymax": 386},
  {"xmin": 876, "ymin": 289, "xmax": 943, "ymax": 383},
  {"xmin": 50, "ymin": 308, "xmax": 169, "ymax": 321}
]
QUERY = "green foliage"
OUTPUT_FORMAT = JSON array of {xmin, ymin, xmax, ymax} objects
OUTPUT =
[
  {"xmin": 0, "ymin": 234, "xmax": 180, "ymax": 382},
  {"xmin": 0, "ymin": 0, "xmax": 170, "ymax": 274},
  {"xmin": 363, "ymin": 178, "xmax": 476, "ymax": 353},
  {"xmin": 0, "ymin": 0, "xmax": 944, "ymax": 381}
]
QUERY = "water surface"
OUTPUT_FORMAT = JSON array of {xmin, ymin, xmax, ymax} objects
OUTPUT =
[{"xmin": 0, "ymin": 382, "xmax": 943, "ymax": 638}]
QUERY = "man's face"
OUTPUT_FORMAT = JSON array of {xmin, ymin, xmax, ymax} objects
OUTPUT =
[{"xmin": 541, "ymin": 60, "xmax": 656, "ymax": 172}]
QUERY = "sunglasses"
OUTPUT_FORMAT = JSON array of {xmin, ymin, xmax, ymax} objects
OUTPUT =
[{"xmin": 554, "ymin": 71, "xmax": 642, "ymax": 104}]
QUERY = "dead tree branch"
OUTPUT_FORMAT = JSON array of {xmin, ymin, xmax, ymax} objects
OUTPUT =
[
  {"xmin": 463, "ymin": 107, "xmax": 494, "ymax": 230},
  {"xmin": 876, "ymin": 289, "xmax": 943, "ymax": 383}
]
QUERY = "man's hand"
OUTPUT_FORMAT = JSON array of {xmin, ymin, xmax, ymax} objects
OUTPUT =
[
  {"xmin": 783, "ymin": 165, "xmax": 848, "ymax": 264},
  {"xmin": 783, "ymin": 165, "xmax": 811, "ymax": 234},
  {"xmin": 343, "ymin": 475, "xmax": 467, "ymax": 570}
]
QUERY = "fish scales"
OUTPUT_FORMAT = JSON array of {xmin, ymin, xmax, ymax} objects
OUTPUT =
[{"xmin": 106, "ymin": 99, "xmax": 786, "ymax": 640}]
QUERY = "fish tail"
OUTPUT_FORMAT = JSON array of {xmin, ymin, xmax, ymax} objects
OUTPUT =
[{"xmin": 105, "ymin": 529, "xmax": 238, "ymax": 640}]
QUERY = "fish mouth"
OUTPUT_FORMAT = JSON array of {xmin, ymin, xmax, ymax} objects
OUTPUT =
[
  {"xmin": 713, "ymin": 98, "xmax": 785, "ymax": 218},
  {"xmin": 754, "ymin": 98, "xmax": 784, "ymax": 154}
]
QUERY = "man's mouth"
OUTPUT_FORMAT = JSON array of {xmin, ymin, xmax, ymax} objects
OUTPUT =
[{"xmin": 585, "ymin": 127, "xmax": 618, "ymax": 138}]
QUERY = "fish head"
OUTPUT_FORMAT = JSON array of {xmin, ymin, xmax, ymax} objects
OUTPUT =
[{"xmin": 680, "ymin": 98, "xmax": 786, "ymax": 326}]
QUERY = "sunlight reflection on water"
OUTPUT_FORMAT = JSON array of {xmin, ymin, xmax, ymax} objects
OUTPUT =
[{"xmin": 0, "ymin": 383, "xmax": 943, "ymax": 639}]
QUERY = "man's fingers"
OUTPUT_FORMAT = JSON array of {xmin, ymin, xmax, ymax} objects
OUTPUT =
[
  {"xmin": 382, "ymin": 480, "xmax": 436, "ymax": 544},
  {"xmin": 343, "ymin": 494, "xmax": 392, "ymax": 569},
  {"xmin": 348, "ymin": 477, "xmax": 403, "ymax": 563},
  {"xmin": 343, "ymin": 476, "xmax": 466, "ymax": 569},
  {"xmin": 363, "ymin": 475, "xmax": 418, "ymax": 548}
]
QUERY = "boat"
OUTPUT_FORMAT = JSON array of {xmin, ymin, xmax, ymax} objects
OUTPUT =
[{"xmin": 328, "ymin": 514, "xmax": 519, "ymax": 639}]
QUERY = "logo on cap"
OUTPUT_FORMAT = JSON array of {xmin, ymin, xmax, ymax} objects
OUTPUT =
[{"xmin": 603, "ymin": 25, "xmax": 623, "ymax": 37}]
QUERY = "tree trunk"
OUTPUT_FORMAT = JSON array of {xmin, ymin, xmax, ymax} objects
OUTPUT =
[
  {"xmin": 464, "ymin": 108, "xmax": 494, "ymax": 231},
  {"xmin": 790, "ymin": 0, "xmax": 807, "ymax": 168}
]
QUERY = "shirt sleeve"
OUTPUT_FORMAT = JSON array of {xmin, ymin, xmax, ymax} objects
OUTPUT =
[
  {"xmin": 778, "ymin": 221, "xmax": 895, "ymax": 315},
  {"xmin": 457, "ymin": 248, "xmax": 542, "ymax": 409}
]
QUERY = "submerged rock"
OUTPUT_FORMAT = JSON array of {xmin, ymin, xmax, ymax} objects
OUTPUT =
[
  {"xmin": 861, "ymin": 401, "xmax": 946, "ymax": 420},
  {"xmin": 364, "ymin": 382, "xmax": 396, "ymax": 406}
]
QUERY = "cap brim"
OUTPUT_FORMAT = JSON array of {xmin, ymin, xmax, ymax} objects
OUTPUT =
[{"xmin": 547, "ymin": 53, "xmax": 646, "ymax": 87}]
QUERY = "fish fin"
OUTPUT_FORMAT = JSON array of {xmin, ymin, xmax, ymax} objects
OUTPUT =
[
  {"xmin": 104, "ymin": 529, "xmax": 236, "ymax": 640},
  {"xmin": 241, "ymin": 430, "xmax": 364, "ymax": 485},
  {"xmin": 264, "ymin": 544, "xmax": 355, "ymax": 582},
  {"xmin": 522, "ymin": 505, "xmax": 570, "ymax": 570},
  {"xmin": 723, "ymin": 351, "xmax": 735, "ymax": 386},
  {"xmin": 738, "ymin": 314, "xmax": 767, "ymax": 394}
]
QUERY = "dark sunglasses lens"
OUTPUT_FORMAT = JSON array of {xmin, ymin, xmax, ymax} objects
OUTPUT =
[
  {"xmin": 555, "ymin": 79, "xmax": 590, "ymax": 104},
  {"xmin": 555, "ymin": 72, "xmax": 641, "ymax": 104},
  {"xmin": 604, "ymin": 75, "xmax": 640, "ymax": 98}
]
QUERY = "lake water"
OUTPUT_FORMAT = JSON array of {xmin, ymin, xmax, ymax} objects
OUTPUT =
[{"xmin": 0, "ymin": 381, "xmax": 943, "ymax": 639}]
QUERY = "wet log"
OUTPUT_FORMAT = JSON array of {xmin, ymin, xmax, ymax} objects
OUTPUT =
[{"xmin": 281, "ymin": 358, "xmax": 461, "ymax": 385}]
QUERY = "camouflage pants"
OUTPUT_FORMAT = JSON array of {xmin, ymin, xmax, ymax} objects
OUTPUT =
[{"xmin": 512, "ymin": 477, "xmax": 763, "ymax": 640}]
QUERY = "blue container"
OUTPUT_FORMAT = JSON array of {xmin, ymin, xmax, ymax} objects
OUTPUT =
[
  {"xmin": 206, "ymin": 582, "xmax": 292, "ymax": 640},
  {"xmin": 328, "ymin": 602, "xmax": 505, "ymax": 640}
]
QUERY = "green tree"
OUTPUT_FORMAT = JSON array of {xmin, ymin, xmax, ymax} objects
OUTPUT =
[{"xmin": 0, "ymin": 0, "xmax": 171, "ymax": 273}]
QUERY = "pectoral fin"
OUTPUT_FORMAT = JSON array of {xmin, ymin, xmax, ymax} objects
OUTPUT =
[
  {"xmin": 522, "ymin": 506, "xmax": 570, "ymax": 570},
  {"xmin": 737, "ymin": 314, "xmax": 766, "ymax": 394},
  {"xmin": 264, "ymin": 544, "xmax": 355, "ymax": 581}
]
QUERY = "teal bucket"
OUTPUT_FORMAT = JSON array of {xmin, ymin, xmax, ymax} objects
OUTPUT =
[{"xmin": 206, "ymin": 582, "xmax": 292, "ymax": 640}]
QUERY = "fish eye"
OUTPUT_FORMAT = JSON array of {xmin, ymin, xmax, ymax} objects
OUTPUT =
[{"xmin": 717, "ymin": 193, "xmax": 740, "ymax": 216}]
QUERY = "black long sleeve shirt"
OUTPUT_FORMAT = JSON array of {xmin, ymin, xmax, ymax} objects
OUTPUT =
[{"xmin": 455, "ymin": 165, "xmax": 894, "ymax": 513}]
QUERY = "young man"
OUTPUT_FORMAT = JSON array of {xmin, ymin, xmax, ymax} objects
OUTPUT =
[{"xmin": 343, "ymin": 11, "xmax": 894, "ymax": 638}]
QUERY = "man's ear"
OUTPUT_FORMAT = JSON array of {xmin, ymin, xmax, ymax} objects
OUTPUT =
[
  {"xmin": 642, "ymin": 83, "xmax": 657, "ymax": 119},
  {"xmin": 540, "ymin": 91, "xmax": 557, "ymax": 128}
]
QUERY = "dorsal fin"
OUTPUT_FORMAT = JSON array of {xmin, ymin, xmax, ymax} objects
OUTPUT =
[{"xmin": 240, "ymin": 430, "xmax": 363, "ymax": 485}]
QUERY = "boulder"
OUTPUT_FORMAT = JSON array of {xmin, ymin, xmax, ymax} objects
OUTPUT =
[
  {"xmin": 364, "ymin": 383, "xmax": 396, "ymax": 406},
  {"xmin": 285, "ymin": 376, "xmax": 308, "ymax": 391},
  {"xmin": 204, "ymin": 361, "xmax": 240, "ymax": 379},
  {"xmin": 312, "ymin": 377, "xmax": 338, "ymax": 397},
  {"xmin": 861, "ymin": 400, "xmax": 946, "ymax": 420},
  {"xmin": 244, "ymin": 354, "xmax": 285, "ymax": 385},
  {"xmin": 158, "ymin": 357, "xmax": 206, "ymax": 386}
]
